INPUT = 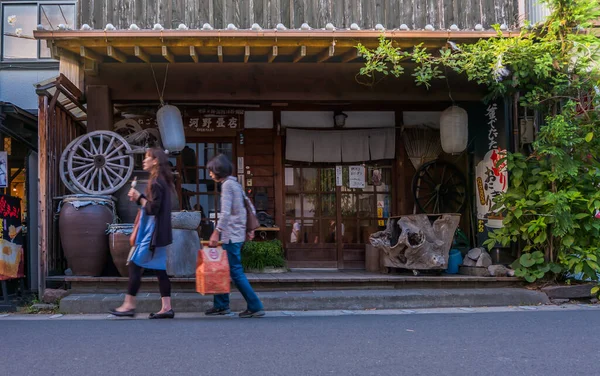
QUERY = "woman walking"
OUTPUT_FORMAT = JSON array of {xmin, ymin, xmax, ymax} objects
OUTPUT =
[
  {"xmin": 110, "ymin": 147, "xmax": 175, "ymax": 319},
  {"xmin": 205, "ymin": 154, "xmax": 265, "ymax": 318}
]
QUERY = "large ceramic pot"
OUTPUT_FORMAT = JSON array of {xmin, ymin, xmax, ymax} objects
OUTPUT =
[
  {"xmin": 114, "ymin": 171, "xmax": 179, "ymax": 222},
  {"xmin": 59, "ymin": 195, "xmax": 116, "ymax": 276},
  {"xmin": 107, "ymin": 223, "xmax": 134, "ymax": 277},
  {"xmin": 166, "ymin": 211, "xmax": 202, "ymax": 277}
]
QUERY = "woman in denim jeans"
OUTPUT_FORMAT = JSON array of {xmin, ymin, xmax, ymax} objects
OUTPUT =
[{"xmin": 205, "ymin": 154, "xmax": 265, "ymax": 318}]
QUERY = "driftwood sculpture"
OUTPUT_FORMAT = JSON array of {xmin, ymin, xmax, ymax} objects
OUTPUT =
[{"xmin": 370, "ymin": 214, "xmax": 460, "ymax": 272}]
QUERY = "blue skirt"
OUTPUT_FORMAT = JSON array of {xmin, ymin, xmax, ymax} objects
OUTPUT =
[{"xmin": 129, "ymin": 210, "xmax": 167, "ymax": 270}]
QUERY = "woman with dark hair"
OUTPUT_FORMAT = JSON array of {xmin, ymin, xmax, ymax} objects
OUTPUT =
[
  {"xmin": 110, "ymin": 147, "xmax": 175, "ymax": 319},
  {"xmin": 205, "ymin": 154, "xmax": 265, "ymax": 318}
]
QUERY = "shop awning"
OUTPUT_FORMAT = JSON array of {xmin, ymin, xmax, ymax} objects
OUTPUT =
[{"xmin": 33, "ymin": 29, "xmax": 512, "ymax": 64}]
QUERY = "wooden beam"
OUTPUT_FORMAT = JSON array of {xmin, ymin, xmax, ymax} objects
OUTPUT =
[
  {"xmin": 58, "ymin": 49, "xmax": 84, "ymax": 92},
  {"xmin": 316, "ymin": 45, "xmax": 335, "ymax": 63},
  {"xmin": 340, "ymin": 48, "xmax": 360, "ymax": 63},
  {"xmin": 217, "ymin": 45, "xmax": 223, "ymax": 63},
  {"xmin": 292, "ymin": 45, "xmax": 306, "ymax": 63},
  {"xmin": 244, "ymin": 45, "xmax": 250, "ymax": 63},
  {"xmin": 107, "ymin": 45, "xmax": 127, "ymax": 63},
  {"xmin": 161, "ymin": 46, "xmax": 175, "ymax": 63},
  {"xmin": 80, "ymin": 46, "xmax": 102, "ymax": 62},
  {"xmin": 86, "ymin": 85, "xmax": 112, "ymax": 131},
  {"xmin": 267, "ymin": 46, "xmax": 278, "ymax": 63},
  {"xmin": 134, "ymin": 46, "xmax": 150, "ymax": 63},
  {"xmin": 190, "ymin": 46, "xmax": 198, "ymax": 63},
  {"xmin": 37, "ymin": 95, "xmax": 48, "ymax": 300},
  {"xmin": 83, "ymin": 59, "xmax": 98, "ymax": 76}
]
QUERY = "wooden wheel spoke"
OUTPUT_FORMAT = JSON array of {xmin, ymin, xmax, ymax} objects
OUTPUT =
[
  {"xmin": 89, "ymin": 139, "xmax": 99, "ymax": 155},
  {"xmin": 75, "ymin": 165, "xmax": 96, "ymax": 182},
  {"xmin": 99, "ymin": 135, "xmax": 104, "ymax": 155},
  {"xmin": 78, "ymin": 142, "xmax": 94, "ymax": 158},
  {"xmin": 86, "ymin": 169, "xmax": 99, "ymax": 190},
  {"xmin": 72, "ymin": 155, "xmax": 94, "ymax": 163},
  {"xmin": 104, "ymin": 166, "xmax": 124, "ymax": 186},
  {"xmin": 72, "ymin": 163, "xmax": 94, "ymax": 173},
  {"xmin": 105, "ymin": 143, "xmax": 125, "ymax": 159},
  {"xmin": 106, "ymin": 161, "xmax": 128, "ymax": 170},
  {"xmin": 98, "ymin": 168, "xmax": 104, "ymax": 191},
  {"xmin": 106, "ymin": 155, "xmax": 130, "ymax": 162},
  {"xmin": 102, "ymin": 168, "xmax": 116, "ymax": 189},
  {"xmin": 103, "ymin": 137, "xmax": 116, "ymax": 155}
]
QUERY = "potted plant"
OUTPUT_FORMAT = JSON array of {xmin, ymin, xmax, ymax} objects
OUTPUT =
[{"xmin": 241, "ymin": 240, "xmax": 287, "ymax": 273}]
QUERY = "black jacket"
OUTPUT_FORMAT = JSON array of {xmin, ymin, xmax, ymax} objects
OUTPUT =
[{"xmin": 144, "ymin": 178, "xmax": 173, "ymax": 249}]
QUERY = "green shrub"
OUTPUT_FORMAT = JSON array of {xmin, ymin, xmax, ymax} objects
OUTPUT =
[{"xmin": 241, "ymin": 240, "xmax": 286, "ymax": 271}]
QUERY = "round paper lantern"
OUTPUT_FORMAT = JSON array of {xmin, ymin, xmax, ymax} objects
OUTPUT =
[
  {"xmin": 440, "ymin": 105, "xmax": 468, "ymax": 154},
  {"xmin": 156, "ymin": 105, "xmax": 185, "ymax": 153}
]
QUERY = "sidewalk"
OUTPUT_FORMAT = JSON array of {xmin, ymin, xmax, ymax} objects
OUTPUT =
[{"xmin": 60, "ymin": 288, "xmax": 549, "ymax": 314}]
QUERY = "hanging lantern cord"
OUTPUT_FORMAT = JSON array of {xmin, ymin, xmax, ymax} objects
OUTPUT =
[
  {"xmin": 444, "ymin": 65, "xmax": 455, "ymax": 105},
  {"xmin": 150, "ymin": 64, "xmax": 169, "ymax": 107}
]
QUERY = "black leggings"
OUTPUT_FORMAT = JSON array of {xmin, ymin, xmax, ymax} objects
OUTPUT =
[{"xmin": 127, "ymin": 262, "xmax": 171, "ymax": 297}]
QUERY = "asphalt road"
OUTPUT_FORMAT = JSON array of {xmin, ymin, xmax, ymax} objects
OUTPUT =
[{"xmin": 2, "ymin": 309, "xmax": 598, "ymax": 376}]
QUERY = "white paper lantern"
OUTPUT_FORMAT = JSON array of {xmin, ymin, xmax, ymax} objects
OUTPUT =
[
  {"xmin": 156, "ymin": 105, "xmax": 185, "ymax": 153},
  {"xmin": 439, "ymin": 105, "xmax": 468, "ymax": 154}
]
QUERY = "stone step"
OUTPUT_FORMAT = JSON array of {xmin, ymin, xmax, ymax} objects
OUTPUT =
[{"xmin": 60, "ymin": 288, "xmax": 549, "ymax": 314}]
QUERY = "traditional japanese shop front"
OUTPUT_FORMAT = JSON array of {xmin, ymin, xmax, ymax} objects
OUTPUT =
[{"xmin": 33, "ymin": 29, "xmax": 507, "ymax": 284}]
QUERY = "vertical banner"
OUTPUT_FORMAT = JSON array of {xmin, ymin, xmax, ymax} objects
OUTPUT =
[
  {"xmin": 470, "ymin": 100, "xmax": 508, "ymax": 246},
  {"xmin": 0, "ymin": 195, "xmax": 24, "ymax": 280},
  {"xmin": 0, "ymin": 152, "xmax": 7, "ymax": 188}
]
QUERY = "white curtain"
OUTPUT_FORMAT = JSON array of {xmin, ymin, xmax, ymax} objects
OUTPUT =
[
  {"xmin": 342, "ymin": 130, "xmax": 370, "ymax": 162},
  {"xmin": 285, "ymin": 128, "xmax": 314, "ymax": 162},
  {"xmin": 369, "ymin": 128, "xmax": 396, "ymax": 160},
  {"xmin": 314, "ymin": 130, "xmax": 342, "ymax": 162},
  {"xmin": 285, "ymin": 128, "xmax": 396, "ymax": 162}
]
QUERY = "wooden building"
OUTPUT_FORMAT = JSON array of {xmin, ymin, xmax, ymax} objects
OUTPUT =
[{"xmin": 33, "ymin": 0, "xmax": 516, "ymax": 292}]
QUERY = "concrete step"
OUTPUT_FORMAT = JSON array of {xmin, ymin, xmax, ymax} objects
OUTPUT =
[{"xmin": 60, "ymin": 288, "xmax": 549, "ymax": 314}]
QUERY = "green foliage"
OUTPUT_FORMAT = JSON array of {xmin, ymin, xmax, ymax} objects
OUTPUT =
[
  {"xmin": 358, "ymin": 0, "xmax": 600, "ymax": 295},
  {"xmin": 241, "ymin": 240, "xmax": 286, "ymax": 271}
]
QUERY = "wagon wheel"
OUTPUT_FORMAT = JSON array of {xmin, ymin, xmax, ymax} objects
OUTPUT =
[
  {"xmin": 113, "ymin": 119, "xmax": 143, "ymax": 138},
  {"xmin": 67, "ymin": 131, "xmax": 134, "ymax": 195},
  {"xmin": 59, "ymin": 136, "xmax": 84, "ymax": 194},
  {"xmin": 412, "ymin": 159, "xmax": 467, "ymax": 214}
]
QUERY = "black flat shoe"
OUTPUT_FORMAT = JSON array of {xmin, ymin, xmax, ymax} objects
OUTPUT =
[
  {"xmin": 148, "ymin": 309, "xmax": 175, "ymax": 319},
  {"xmin": 109, "ymin": 308, "xmax": 136, "ymax": 317}
]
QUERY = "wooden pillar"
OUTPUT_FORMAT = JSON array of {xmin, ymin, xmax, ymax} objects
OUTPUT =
[
  {"xmin": 273, "ymin": 111, "xmax": 284, "ymax": 243},
  {"xmin": 394, "ymin": 110, "xmax": 411, "ymax": 215},
  {"xmin": 37, "ymin": 95, "xmax": 48, "ymax": 298},
  {"xmin": 85, "ymin": 85, "xmax": 112, "ymax": 131}
]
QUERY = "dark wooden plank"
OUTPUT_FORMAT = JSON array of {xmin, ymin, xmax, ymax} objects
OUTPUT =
[
  {"xmin": 79, "ymin": 0, "xmax": 90, "ymax": 28},
  {"xmin": 224, "ymin": 0, "xmax": 234, "ymax": 26},
  {"xmin": 252, "ymin": 176, "xmax": 274, "ymax": 187},
  {"xmin": 362, "ymin": 0, "xmax": 376, "ymax": 29},
  {"xmin": 171, "ymin": 0, "xmax": 185, "ymax": 28},
  {"xmin": 292, "ymin": 0, "xmax": 305, "ymax": 28},
  {"xmin": 245, "ymin": 144, "xmax": 275, "ymax": 156},
  {"xmin": 246, "ymin": 155, "xmax": 274, "ymax": 166},
  {"xmin": 250, "ymin": 166, "xmax": 275, "ymax": 177},
  {"xmin": 375, "ymin": 0, "xmax": 384, "ymax": 26},
  {"xmin": 134, "ymin": 0, "xmax": 147, "ymax": 28},
  {"xmin": 86, "ymin": 86, "xmax": 113, "ymax": 131},
  {"xmin": 213, "ymin": 0, "xmax": 224, "ymax": 29},
  {"xmin": 198, "ymin": 0, "xmax": 211, "ymax": 26},
  {"xmin": 334, "ymin": 0, "xmax": 346, "ymax": 28},
  {"xmin": 280, "ymin": 0, "xmax": 290, "ymax": 27},
  {"xmin": 237, "ymin": 0, "xmax": 251, "ymax": 28},
  {"xmin": 92, "ymin": 0, "xmax": 106, "ymax": 29},
  {"xmin": 146, "ymin": 0, "xmax": 158, "ymax": 26}
]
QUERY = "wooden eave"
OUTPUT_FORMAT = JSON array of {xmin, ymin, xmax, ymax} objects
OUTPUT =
[{"xmin": 34, "ymin": 29, "xmax": 511, "ymax": 64}]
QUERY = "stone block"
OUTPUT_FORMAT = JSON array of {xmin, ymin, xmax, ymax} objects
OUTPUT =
[
  {"xmin": 42, "ymin": 288, "xmax": 69, "ymax": 304},
  {"xmin": 542, "ymin": 284, "xmax": 593, "ymax": 299}
]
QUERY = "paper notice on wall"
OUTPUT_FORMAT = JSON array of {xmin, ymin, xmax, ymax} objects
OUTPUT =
[
  {"xmin": 285, "ymin": 168, "xmax": 294, "ymax": 186},
  {"xmin": 349, "ymin": 166, "xmax": 365, "ymax": 189},
  {"xmin": 336, "ymin": 166, "xmax": 343, "ymax": 186},
  {"xmin": 237, "ymin": 157, "xmax": 244, "ymax": 174}
]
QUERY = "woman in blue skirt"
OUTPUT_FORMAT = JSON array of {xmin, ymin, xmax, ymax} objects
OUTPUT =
[{"xmin": 110, "ymin": 147, "xmax": 175, "ymax": 319}]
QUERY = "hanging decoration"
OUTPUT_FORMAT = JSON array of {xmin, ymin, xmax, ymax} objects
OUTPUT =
[
  {"xmin": 439, "ymin": 105, "xmax": 468, "ymax": 154},
  {"xmin": 151, "ymin": 64, "xmax": 185, "ymax": 153}
]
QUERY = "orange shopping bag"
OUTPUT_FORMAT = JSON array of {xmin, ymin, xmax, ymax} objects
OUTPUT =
[{"xmin": 196, "ymin": 244, "xmax": 231, "ymax": 295}]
